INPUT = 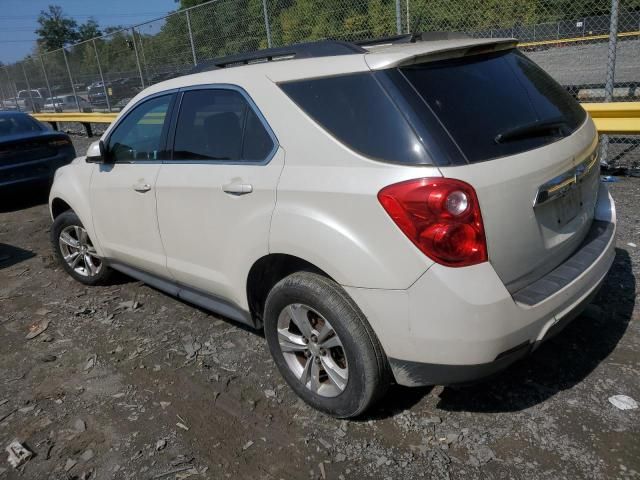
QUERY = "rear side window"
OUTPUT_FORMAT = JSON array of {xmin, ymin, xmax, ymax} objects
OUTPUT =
[
  {"xmin": 280, "ymin": 73, "xmax": 431, "ymax": 165},
  {"xmin": 400, "ymin": 49, "xmax": 586, "ymax": 163},
  {"xmin": 172, "ymin": 89, "xmax": 274, "ymax": 162}
]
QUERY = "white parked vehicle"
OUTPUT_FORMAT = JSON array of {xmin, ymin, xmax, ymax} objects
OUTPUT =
[
  {"xmin": 49, "ymin": 34, "xmax": 616, "ymax": 418},
  {"xmin": 43, "ymin": 95, "xmax": 93, "ymax": 113},
  {"xmin": 16, "ymin": 89, "xmax": 46, "ymax": 112}
]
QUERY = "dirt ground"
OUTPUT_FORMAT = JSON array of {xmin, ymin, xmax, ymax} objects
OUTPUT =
[{"xmin": 1, "ymin": 134, "xmax": 638, "ymax": 480}]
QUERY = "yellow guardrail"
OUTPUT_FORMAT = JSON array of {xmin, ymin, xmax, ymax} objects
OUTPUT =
[
  {"xmin": 31, "ymin": 103, "xmax": 640, "ymax": 136},
  {"xmin": 520, "ymin": 30, "xmax": 640, "ymax": 48},
  {"xmin": 33, "ymin": 112, "xmax": 118, "ymax": 123},
  {"xmin": 581, "ymin": 102, "xmax": 640, "ymax": 135}
]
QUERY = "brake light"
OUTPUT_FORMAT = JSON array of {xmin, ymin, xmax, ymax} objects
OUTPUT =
[
  {"xmin": 378, "ymin": 178, "xmax": 487, "ymax": 267},
  {"xmin": 49, "ymin": 139, "xmax": 71, "ymax": 147}
]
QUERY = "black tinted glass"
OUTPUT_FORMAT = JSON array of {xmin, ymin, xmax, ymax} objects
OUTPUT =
[
  {"xmin": 109, "ymin": 95, "xmax": 172, "ymax": 162},
  {"xmin": 0, "ymin": 114, "xmax": 42, "ymax": 137},
  {"xmin": 280, "ymin": 73, "xmax": 431, "ymax": 165},
  {"xmin": 173, "ymin": 89, "xmax": 273, "ymax": 162},
  {"xmin": 400, "ymin": 49, "xmax": 586, "ymax": 163},
  {"xmin": 243, "ymin": 107, "xmax": 274, "ymax": 160}
]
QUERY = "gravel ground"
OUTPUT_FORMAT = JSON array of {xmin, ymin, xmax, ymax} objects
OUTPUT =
[
  {"xmin": 0, "ymin": 135, "xmax": 638, "ymax": 480},
  {"xmin": 526, "ymin": 38, "xmax": 640, "ymax": 87}
]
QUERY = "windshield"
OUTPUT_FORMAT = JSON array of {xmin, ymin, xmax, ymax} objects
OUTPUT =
[{"xmin": 399, "ymin": 49, "xmax": 586, "ymax": 163}]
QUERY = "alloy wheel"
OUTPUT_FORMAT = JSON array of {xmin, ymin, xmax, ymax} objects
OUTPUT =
[
  {"xmin": 276, "ymin": 303, "xmax": 349, "ymax": 397},
  {"xmin": 58, "ymin": 225, "xmax": 102, "ymax": 277}
]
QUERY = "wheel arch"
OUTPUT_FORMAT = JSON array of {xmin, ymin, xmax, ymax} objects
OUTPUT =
[
  {"xmin": 50, "ymin": 197, "xmax": 73, "ymax": 219},
  {"xmin": 246, "ymin": 253, "xmax": 335, "ymax": 325}
]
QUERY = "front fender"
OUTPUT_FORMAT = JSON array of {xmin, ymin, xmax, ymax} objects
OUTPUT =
[{"xmin": 49, "ymin": 159, "xmax": 104, "ymax": 256}]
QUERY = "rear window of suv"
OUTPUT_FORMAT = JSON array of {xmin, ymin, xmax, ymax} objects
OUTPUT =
[{"xmin": 399, "ymin": 49, "xmax": 586, "ymax": 163}]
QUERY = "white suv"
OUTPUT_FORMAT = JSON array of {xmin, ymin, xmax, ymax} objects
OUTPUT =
[{"xmin": 49, "ymin": 34, "xmax": 616, "ymax": 418}]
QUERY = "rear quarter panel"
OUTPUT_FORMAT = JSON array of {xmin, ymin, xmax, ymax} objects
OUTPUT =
[{"xmin": 260, "ymin": 78, "xmax": 439, "ymax": 289}]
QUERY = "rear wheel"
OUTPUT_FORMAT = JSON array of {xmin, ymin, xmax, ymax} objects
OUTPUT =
[
  {"xmin": 51, "ymin": 210, "xmax": 112, "ymax": 285},
  {"xmin": 264, "ymin": 271, "xmax": 389, "ymax": 418}
]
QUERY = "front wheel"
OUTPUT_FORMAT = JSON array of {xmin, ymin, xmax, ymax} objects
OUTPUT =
[
  {"xmin": 51, "ymin": 210, "xmax": 112, "ymax": 285},
  {"xmin": 264, "ymin": 272, "xmax": 389, "ymax": 418}
]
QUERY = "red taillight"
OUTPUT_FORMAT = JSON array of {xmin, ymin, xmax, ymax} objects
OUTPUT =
[
  {"xmin": 378, "ymin": 178, "xmax": 487, "ymax": 267},
  {"xmin": 49, "ymin": 139, "xmax": 71, "ymax": 147}
]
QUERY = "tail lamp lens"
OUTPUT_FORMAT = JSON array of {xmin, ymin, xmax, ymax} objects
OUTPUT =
[
  {"xmin": 49, "ymin": 139, "xmax": 71, "ymax": 147},
  {"xmin": 378, "ymin": 178, "xmax": 487, "ymax": 267}
]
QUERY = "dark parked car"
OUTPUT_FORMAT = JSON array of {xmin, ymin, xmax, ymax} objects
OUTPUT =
[{"xmin": 0, "ymin": 112, "xmax": 76, "ymax": 190}]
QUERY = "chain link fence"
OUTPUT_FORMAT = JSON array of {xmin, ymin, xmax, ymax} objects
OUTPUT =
[{"xmin": 0, "ymin": 0, "xmax": 638, "ymax": 169}]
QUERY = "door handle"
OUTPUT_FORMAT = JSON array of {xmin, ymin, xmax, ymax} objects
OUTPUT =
[
  {"xmin": 222, "ymin": 183, "xmax": 253, "ymax": 195},
  {"xmin": 133, "ymin": 183, "xmax": 151, "ymax": 193}
]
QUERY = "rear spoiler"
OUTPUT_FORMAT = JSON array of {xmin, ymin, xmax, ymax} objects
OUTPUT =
[{"xmin": 364, "ymin": 37, "xmax": 518, "ymax": 70}]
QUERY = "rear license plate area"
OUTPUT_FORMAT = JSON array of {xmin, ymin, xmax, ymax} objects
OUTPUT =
[{"xmin": 555, "ymin": 188, "xmax": 581, "ymax": 226}]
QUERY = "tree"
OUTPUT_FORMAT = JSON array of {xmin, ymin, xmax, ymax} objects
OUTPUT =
[
  {"xmin": 176, "ymin": 0, "xmax": 211, "ymax": 9},
  {"xmin": 78, "ymin": 18, "xmax": 102, "ymax": 42},
  {"xmin": 35, "ymin": 5, "xmax": 79, "ymax": 50}
]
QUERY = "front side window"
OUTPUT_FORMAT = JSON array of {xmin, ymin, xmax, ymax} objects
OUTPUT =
[
  {"xmin": 108, "ymin": 94, "xmax": 173, "ymax": 162},
  {"xmin": 172, "ymin": 89, "xmax": 274, "ymax": 162}
]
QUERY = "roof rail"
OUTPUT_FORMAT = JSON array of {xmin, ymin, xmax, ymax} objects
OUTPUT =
[
  {"xmin": 190, "ymin": 40, "xmax": 366, "ymax": 74},
  {"xmin": 188, "ymin": 33, "xmax": 472, "ymax": 74}
]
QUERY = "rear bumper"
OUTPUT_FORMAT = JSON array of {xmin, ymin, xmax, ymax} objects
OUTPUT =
[
  {"xmin": 387, "ymin": 277, "xmax": 603, "ymax": 386},
  {"xmin": 0, "ymin": 152, "xmax": 74, "ymax": 188},
  {"xmin": 345, "ymin": 182, "xmax": 616, "ymax": 387}
]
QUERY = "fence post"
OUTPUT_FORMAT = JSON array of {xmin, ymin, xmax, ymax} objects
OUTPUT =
[
  {"xmin": 62, "ymin": 48, "xmax": 82, "ymax": 112},
  {"xmin": 186, "ymin": 10, "xmax": 198, "ymax": 65},
  {"xmin": 131, "ymin": 28, "xmax": 146, "ymax": 89},
  {"xmin": 600, "ymin": 0, "xmax": 620, "ymax": 166},
  {"xmin": 395, "ymin": 0, "xmax": 402, "ymax": 35},
  {"xmin": 406, "ymin": 0, "xmax": 410, "ymax": 34},
  {"xmin": 20, "ymin": 62, "xmax": 36, "ymax": 113},
  {"xmin": 5, "ymin": 67, "xmax": 20, "ymax": 111},
  {"xmin": 39, "ymin": 55, "xmax": 53, "ymax": 104},
  {"xmin": 0, "ymin": 83, "xmax": 6, "ymax": 110},
  {"xmin": 262, "ymin": 0, "xmax": 273, "ymax": 48},
  {"xmin": 93, "ymin": 39, "xmax": 111, "ymax": 112}
]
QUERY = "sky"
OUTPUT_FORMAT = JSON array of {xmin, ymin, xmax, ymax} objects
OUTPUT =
[{"xmin": 0, "ymin": 0, "xmax": 178, "ymax": 64}]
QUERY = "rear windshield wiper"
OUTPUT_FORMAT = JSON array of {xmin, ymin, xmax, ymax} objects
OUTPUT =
[{"xmin": 494, "ymin": 118, "xmax": 570, "ymax": 144}]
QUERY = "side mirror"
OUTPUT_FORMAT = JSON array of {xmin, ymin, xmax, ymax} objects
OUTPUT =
[
  {"xmin": 99, "ymin": 139, "xmax": 107, "ymax": 159},
  {"xmin": 86, "ymin": 139, "xmax": 109, "ymax": 163}
]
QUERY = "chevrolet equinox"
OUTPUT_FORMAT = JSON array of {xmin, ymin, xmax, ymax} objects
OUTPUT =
[{"xmin": 49, "ymin": 34, "xmax": 616, "ymax": 418}]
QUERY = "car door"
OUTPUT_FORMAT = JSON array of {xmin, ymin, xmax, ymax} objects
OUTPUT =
[
  {"xmin": 155, "ymin": 86, "xmax": 283, "ymax": 308},
  {"xmin": 90, "ymin": 92, "xmax": 176, "ymax": 278}
]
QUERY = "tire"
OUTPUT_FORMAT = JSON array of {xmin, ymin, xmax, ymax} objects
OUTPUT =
[
  {"xmin": 264, "ymin": 271, "xmax": 389, "ymax": 418},
  {"xmin": 51, "ymin": 210, "xmax": 112, "ymax": 285}
]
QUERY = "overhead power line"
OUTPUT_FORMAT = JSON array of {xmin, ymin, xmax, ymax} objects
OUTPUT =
[{"xmin": 0, "ymin": 12, "xmax": 170, "ymax": 19}]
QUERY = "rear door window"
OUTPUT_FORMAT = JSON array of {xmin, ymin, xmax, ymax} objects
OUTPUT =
[
  {"xmin": 172, "ymin": 89, "xmax": 275, "ymax": 162},
  {"xmin": 400, "ymin": 49, "xmax": 586, "ymax": 163}
]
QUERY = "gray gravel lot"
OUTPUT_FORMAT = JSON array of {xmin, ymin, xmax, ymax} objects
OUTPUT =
[
  {"xmin": 0, "ymin": 135, "xmax": 638, "ymax": 479},
  {"xmin": 527, "ymin": 38, "xmax": 640, "ymax": 87}
]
